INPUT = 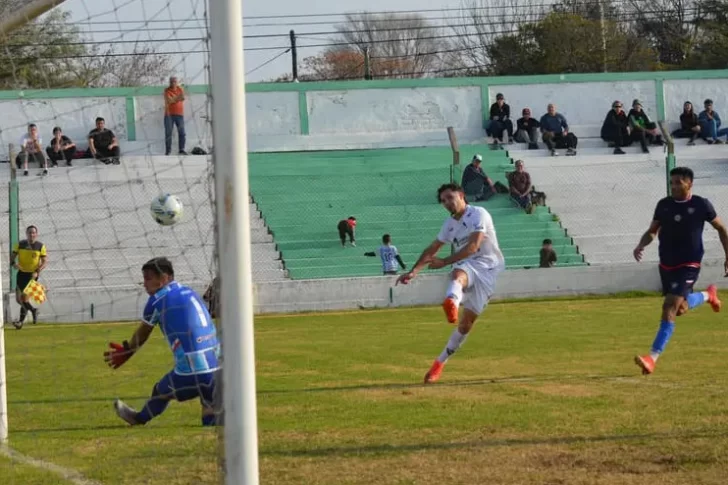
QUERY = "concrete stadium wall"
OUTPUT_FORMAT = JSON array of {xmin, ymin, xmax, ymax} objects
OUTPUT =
[
  {"xmin": 1, "ymin": 70, "xmax": 727, "ymax": 158},
  {"xmin": 9, "ymin": 258, "xmax": 728, "ymax": 323}
]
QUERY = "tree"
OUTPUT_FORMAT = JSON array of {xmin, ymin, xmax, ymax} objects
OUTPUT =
[
  {"xmin": 448, "ymin": 0, "xmax": 656, "ymax": 76},
  {"xmin": 0, "ymin": 5, "xmax": 171, "ymax": 88},
  {"xmin": 626, "ymin": 0, "xmax": 701, "ymax": 68},
  {"xmin": 683, "ymin": 0, "xmax": 728, "ymax": 69}
]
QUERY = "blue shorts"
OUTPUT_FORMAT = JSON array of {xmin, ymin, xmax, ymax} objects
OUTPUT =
[
  {"xmin": 155, "ymin": 370, "xmax": 217, "ymax": 407},
  {"xmin": 659, "ymin": 266, "xmax": 700, "ymax": 298}
]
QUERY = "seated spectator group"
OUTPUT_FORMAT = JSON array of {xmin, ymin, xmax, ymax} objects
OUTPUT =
[{"xmin": 15, "ymin": 117, "xmax": 121, "ymax": 175}]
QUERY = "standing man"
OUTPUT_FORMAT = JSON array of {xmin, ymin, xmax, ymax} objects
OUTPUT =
[
  {"xmin": 10, "ymin": 225, "xmax": 47, "ymax": 328},
  {"xmin": 396, "ymin": 183, "xmax": 505, "ymax": 384},
  {"xmin": 633, "ymin": 167, "xmax": 727, "ymax": 375},
  {"xmin": 16, "ymin": 123, "xmax": 48, "ymax": 176},
  {"xmin": 164, "ymin": 76, "xmax": 187, "ymax": 156},
  {"xmin": 88, "ymin": 117, "xmax": 120, "ymax": 164}
]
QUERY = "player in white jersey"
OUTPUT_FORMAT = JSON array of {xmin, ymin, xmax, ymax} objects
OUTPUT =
[
  {"xmin": 365, "ymin": 234, "xmax": 406, "ymax": 275},
  {"xmin": 396, "ymin": 183, "xmax": 505, "ymax": 383}
]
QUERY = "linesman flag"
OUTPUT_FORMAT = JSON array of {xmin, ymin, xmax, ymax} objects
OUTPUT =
[{"xmin": 24, "ymin": 280, "xmax": 47, "ymax": 305}]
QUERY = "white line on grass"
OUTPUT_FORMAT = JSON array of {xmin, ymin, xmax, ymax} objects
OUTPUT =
[{"xmin": 0, "ymin": 443, "xmax": 103, "ymax": 485}]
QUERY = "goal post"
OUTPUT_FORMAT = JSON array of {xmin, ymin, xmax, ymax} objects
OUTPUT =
[
  {"xmin": 208, "ymin": 0, "xmax": 261, "ymax": 482},
  {"xmin": 0, "ymin": 250, "xmax": 7, "ymax": 442}
]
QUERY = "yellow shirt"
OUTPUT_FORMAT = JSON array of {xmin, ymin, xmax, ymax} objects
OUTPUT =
[{"xmin": 13, "ymin": 239, "xmax": 46, "ymax": 273}]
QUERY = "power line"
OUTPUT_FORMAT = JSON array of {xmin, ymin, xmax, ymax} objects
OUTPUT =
[{"xmin": 246, "ymin": 49, "xmax": 291, "ymax": 75}]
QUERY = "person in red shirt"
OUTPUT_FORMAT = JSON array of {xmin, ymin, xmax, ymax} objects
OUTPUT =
[{"xmin": 164, "ymin": 76, "xmax": 187, "ymax": 156}]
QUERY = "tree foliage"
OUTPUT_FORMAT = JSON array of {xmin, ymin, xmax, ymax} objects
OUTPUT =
[
  {"xmin": 294, "ymin": 12, "xmax": 445, "ymax": 81},
  {"xmin": 0, "ymin": 6, "xmax": 171, "ymax": 89}
]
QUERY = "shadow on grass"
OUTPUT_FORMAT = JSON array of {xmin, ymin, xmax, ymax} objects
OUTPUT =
[
  {"xmin": 260, "ymin": 429, "xmax": 728, "ymax": 458},
  {"xmin": 258, "ymin": 373, "xmax": 636, "ymax": 396},
  {"xmin": 11, "ymin": 423, "xmax": 202, "ymax": 434}
]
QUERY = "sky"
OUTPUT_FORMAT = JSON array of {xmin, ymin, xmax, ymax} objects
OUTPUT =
[{"xmin": 55, "ymin": 0, "xmax": 469, "ymax": 84}]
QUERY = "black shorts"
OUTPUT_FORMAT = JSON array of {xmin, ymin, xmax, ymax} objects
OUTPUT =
[
  {"xmin": 16, "ymin": 271, "xmax": 37, "ymax": 292},
  {"xmin": 659, "ymin": 266, "xmax": 700, "ymax": 297}
]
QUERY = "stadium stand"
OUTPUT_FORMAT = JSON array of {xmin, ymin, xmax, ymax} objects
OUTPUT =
[
  {"xmin": 508, "ymin": 134, "xmax": 728, "ymax": 265},
  {"xmin": 249, "ymin": 146, "xmax": 586, "ymax": 280},
  {"xmin": 0, "ymin": 156, "xmax": 286, "ymax": 301}
]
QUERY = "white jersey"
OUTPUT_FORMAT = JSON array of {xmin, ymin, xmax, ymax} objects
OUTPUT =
[
  {"xmin": 378, "ymin": 245, "xmax": 399, "ymax": 272},
  {"xmin": 436, "ymin": 205, "xmax": 504, "ymax": 269},
  {"xmin": 20, "ymin": 134, "xmax": 42, "ymax": 153}
]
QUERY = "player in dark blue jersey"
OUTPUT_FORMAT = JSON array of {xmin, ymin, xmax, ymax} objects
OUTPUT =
[
  {"xmin": 633, "ymin": 167, "xmax": 728, "ymax": 375},
  {"xmin": 103, "ymin": 257, "xmax": 221, "ymax": 426}
]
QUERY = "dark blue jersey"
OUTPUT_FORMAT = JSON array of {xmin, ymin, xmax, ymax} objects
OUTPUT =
[{"xmin": 653, "ymin": 195, "xmax": 716, "ymax": 268}]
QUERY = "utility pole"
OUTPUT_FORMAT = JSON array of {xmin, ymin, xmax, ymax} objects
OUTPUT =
[
  {"xmin": 289, "ymin": 30, "xmax": 298, "ymax": 82},
  {"xmin": 598, "ymin": 1, "xmax": 607, "ymax": 72},
  {"xmin": 364, "ymin": 46, "xmax": 372, "ymax": 80}
]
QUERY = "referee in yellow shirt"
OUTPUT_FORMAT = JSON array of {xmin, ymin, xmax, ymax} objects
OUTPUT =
[{"xmin": 10, "ymin": 225, "xmax": 47, "ymax": 328}]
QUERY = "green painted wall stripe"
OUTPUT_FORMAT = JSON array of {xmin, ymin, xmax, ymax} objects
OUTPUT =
[
  {"xmin": 298, "ymin": 91, "xmax": 309, "ymax": 135},
  {"xmin": 654, "ymin": 79, "xmax": 666, "ymax": 122},
  {"xmin": 0, "ymin": 69, "xmax": 725, "ymax": 100},
  {"xmin": 480, "ymin": 84, "xmax": 490, "ymax": 129},
  {"xmin": 125, "ymin": 97, "xmax": 136, "ymax": 141}
]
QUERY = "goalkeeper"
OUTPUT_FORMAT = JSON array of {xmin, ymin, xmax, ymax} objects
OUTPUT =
[{"xmin": 104, "ymin": 257, "xmax": 221, "ymax": 426}]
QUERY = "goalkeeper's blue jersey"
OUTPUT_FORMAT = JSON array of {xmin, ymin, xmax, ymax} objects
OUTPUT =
[{"xmin": 142, "ymin": 281, "xmax": 221, "ymax": 376}]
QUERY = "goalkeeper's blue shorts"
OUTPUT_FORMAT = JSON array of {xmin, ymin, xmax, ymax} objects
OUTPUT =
[{"xmin": 156, "ymin": 369, "xmax": 217, "ymax": 407}]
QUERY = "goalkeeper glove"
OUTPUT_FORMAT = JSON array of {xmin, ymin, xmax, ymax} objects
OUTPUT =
[{"xmin": 104, "ymin": 340, "xmax": 134, "ymax": 369}]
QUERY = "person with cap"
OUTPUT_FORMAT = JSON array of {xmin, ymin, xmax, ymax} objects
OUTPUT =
[
  {"xmin": 698, "ymin": 98, "xmax": 728, "ymax": 144},
  {"xmin": 628, "ymin": 99, "xmax": 663, "ymax": 147},
  {"xmin": 337, "ymin": 217, "xmax": 357, "ymax": 247},
  {"xmin": 461, "ymin": 154, "xmax": 496, "ymax": 202},
  {"xmin": 539, "ymin": 103, "xmax": 578, "ymax": 156},
  {"xmin": 601, "ymin": 100, "xmax": 647, "ymax": 154},
  {"xmin": 671, "ymin": 101, "xmax": 701, "ymax": 145},
  {"xmin": 486, "ymin": 93, "xmax": 513, "ymax": 146},
  {"xmin": 514, "ymin": 107, "xmax": 540, "ymax": 149}
]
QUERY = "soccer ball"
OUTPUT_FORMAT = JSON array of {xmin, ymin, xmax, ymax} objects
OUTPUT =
[{"xmin": 150, "ymin": 194, "xmax": 183, "ymax": 226}]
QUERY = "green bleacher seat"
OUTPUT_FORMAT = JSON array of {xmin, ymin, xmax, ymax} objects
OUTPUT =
[{"xmin": 249, "ymin": 146, "xmax": 587, "ymax": 280}]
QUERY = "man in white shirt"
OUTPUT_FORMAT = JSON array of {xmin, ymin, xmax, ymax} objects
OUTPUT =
[
  {"xmin": 397, "ymin": 183, "xmax": 505, "ymax": 384},
  {"xmin": 16, "ymin": 123, "xmax": 48, "ymax": 176}
]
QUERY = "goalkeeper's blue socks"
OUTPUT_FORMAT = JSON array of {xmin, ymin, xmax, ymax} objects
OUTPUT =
[
  {"xmin": 136, "ymin": 387, "xmax": 170, "ymax": 424},
  {"xmin": 687, "ymin": 291, "xmax": 709, "ymax": 309},
  {"xmin": 649, "ymin": 320, "xmax": 675, "ymax": 361}
]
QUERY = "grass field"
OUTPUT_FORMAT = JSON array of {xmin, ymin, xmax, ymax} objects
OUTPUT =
[{"xmin": 4, "ymin": 294, "xmax": 728, "ymax": 484}]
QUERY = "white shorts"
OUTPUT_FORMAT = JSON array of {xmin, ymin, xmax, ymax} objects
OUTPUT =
[{"xmin": 452, "ymin": 259, "xmax": 504, "ymax": 315}]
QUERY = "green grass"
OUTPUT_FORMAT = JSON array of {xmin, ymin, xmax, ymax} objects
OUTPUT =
[{"xmin": 5, "ymin": 295, "xmax": 728, "ymax": 484}]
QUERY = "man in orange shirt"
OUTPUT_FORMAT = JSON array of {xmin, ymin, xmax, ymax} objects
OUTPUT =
[{"xmin": 164, "ymin": 76, "xmax": 187, "ymax": 155}]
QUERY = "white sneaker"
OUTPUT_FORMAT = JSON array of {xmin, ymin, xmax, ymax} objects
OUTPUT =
[{"xmin": 114, "ymin": 399, "xmax": 141, "ymax": 425}]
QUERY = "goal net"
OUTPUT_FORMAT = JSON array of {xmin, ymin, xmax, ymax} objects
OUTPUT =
[{"xmin": 0, "ymin": 1, "xmax": 235, "ymax": 482}]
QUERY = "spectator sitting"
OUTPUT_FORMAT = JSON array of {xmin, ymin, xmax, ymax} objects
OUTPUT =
[
  {"xmin": 507, "ymin": 160, "xmax": 534, "ymax": 213},
  {"xmin": 540, "ymin": 239, "xmax": 558, "ymax": 268},
  {"xmin": 671, "ymin": 101, "xmax": 701, "ymax": 146},
  {"xmin": 364, "ymin": 234, "xmax": 406, "ymax": 275},
  {"xmin": 45, "ymin": 126, "xmax": 76, "ymax": 167},
  {"xmin": 87, "ymin": 117, "xmax": 121, "ymax": 164},
  {"xmin": 16, "ymin": 123, "xmax": 48, "ymax": 176},
  {"xmin": 337, "ymin": 217, "xmax": 356, "ymax": 247},
  {"xmin": 540, "ymin": 104, "xmax": 578, "ymax": 156},
  {"xmin": 514, "ymin": 108, "xmax": 540, "ymax": 149},
  {"xmin": 486, "ymin": 93, "xmax": 513, "ymax": 146},
  {"xmin": 628, "ymin": 99, "xmax": 663, "ymax": 147},
  {"xmin": 462, "ymin": 154, "xmax": 496, "ymax": 202},
  {"xmin": 698, "ymin": 98, "xmax": 728, "ymax": 144},
  {"xmin": 601, "ymin": 100, "xmax": 648, "ymax": 154}
]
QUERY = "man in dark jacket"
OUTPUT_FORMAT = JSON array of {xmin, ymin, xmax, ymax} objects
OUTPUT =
[
  {"xmin": 461, "ymin": 154, "xmax": 496, "ymax": 201},
  {"xmin": 514, "ymin": 108, "xmax": 540, "ymax": 149},
  {"xmin": 628, "ymin": 99, "xmax": 663, "ymax": 148},
  {"xmin": 486, "ymin": 93, "xmax": 513, "ymax": 145},
  {"xmin": 601, "ymin": 100, "xmax": 647, "ymax": 154}
]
